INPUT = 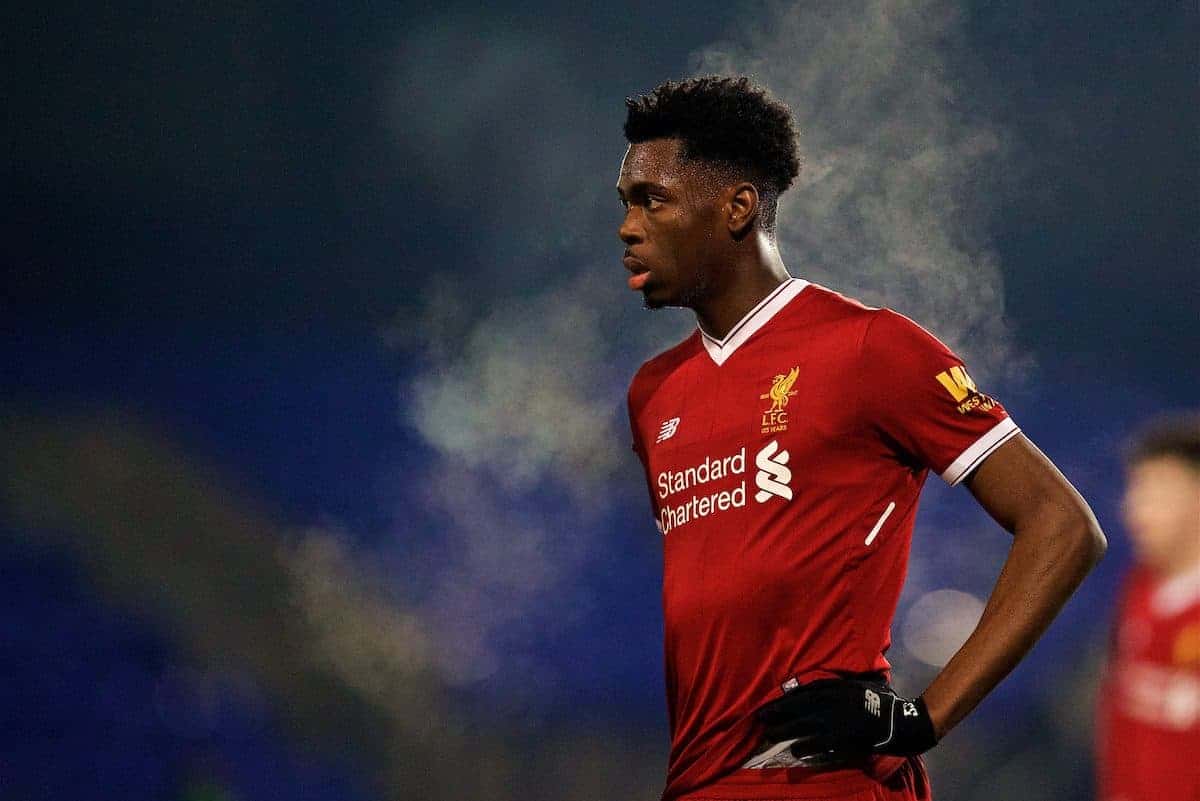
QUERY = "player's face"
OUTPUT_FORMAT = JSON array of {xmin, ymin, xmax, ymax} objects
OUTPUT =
[
  {"xmin": 1121, "ymin": 456, "xmax": 1200, "ymax": 574},
  {"xmin": 616, "ymin": 139, "xmax": 726, "ymax": 309}
]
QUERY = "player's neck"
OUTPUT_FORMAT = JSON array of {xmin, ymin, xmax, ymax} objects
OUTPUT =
[{"xmin": 693, "ymin": 241, "xmax": 792, "ymax": 341}]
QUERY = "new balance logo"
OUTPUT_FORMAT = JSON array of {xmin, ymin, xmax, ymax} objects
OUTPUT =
[
  {"xmin": 754, "ymin": 440, "xmax": 792, "ymax": 502},
  {"xmin": 865, "ymin": 690, "xmax": 881, "ymax": 717},
  {"xmin": 656, "ymin": 417, "xmax": 681, "ymax": 443}
]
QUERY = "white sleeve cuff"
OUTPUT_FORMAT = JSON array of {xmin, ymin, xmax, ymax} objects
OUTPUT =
[{"xmin": 940, "ymin": 417, "xmax": 1020, "ymax": 486}]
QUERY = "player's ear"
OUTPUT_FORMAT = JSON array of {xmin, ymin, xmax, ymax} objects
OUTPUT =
[{"xmin": 726, "ymin": 182, "xmax": 758, "ymax": 239}]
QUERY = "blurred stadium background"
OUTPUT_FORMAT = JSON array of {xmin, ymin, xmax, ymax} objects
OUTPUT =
[{"xmin": 3, "ymin": 1, "xmax": 1196, "ymax": 799}]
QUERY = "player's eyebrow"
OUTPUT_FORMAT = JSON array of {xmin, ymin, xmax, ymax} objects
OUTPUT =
[{"xmin": 617, "ymin": 180, "xmax": 669, "ymax": 199}]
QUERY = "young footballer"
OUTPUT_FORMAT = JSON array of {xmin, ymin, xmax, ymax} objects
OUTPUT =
[
  {"xmin": 1096, "ymin": 415, "xmax": 1200, "ymax": 801},
  {"xmin": 620, "ymin": 76, "xmax": 1107, "ymax": 801}
]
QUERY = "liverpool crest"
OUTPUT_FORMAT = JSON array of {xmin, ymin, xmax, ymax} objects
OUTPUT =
[{"xmin": 760, "ymin": 366, "xmax": 799, "ymax": 433}]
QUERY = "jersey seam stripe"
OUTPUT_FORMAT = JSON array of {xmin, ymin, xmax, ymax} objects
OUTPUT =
[{"xmin": 863, "ymin": 500, "xmax": 897, "ymax": 546}]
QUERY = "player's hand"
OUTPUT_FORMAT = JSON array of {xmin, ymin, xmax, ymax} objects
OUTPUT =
[{"xmin": 755, "ymin": 678, "xmax": 938, "ymax": 759}]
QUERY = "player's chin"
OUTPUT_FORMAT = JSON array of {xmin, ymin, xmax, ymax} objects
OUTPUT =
[
  {"xmin": 640, "ymin": 280, "xmax": 683, "ymax": 310},
  {"xmin": 642, "ymin": 292, "xmax": 669, "ymax": 310}
]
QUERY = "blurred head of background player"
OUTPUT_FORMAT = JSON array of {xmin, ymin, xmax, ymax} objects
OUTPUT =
[
  {"xmin": 1120, "ymin": 413, "xmax": 1200, "ymax": 576},
  {"xmin": 617, "ymin": 76, "xmax": 802, "ymax": 313}
]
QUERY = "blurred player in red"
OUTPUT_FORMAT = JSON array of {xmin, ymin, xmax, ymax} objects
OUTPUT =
[
  {"xmin": 619, "ymin": 76, "xmax": 1108, "ymax": 801},
  {"xmin": 1096, "ymin": 415, "xmax": 1200, "ymax": 801}
]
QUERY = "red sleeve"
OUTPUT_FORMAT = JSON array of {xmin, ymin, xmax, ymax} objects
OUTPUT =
[
  {"xmin": 627, "ymin": 382, "xmax": 645, "ymax": 462},
  {"xmin": 858, "ymin": 309, "xmax": 1019, "ymax": 485},
  {"xmin": 627, "ymin": 376, "xmax": 664, "ymax": 533}
]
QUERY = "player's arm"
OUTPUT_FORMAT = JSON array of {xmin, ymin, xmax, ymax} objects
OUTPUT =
[
  {"xmin": 921, "ymin": 431, "xmax": 1107, "ymax": 737},
  {"xmin": 758, "ymin": 433, "xmax": 1107, "ymax": 759},
  {"xmin": 757, "ymin": 311, "xmax": 1107, "ymax": 759}
]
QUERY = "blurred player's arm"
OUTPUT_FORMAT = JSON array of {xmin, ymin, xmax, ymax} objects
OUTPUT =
[{"xmin": 922, "ymin": 432, "xmax": 1107, "ymax": 738}]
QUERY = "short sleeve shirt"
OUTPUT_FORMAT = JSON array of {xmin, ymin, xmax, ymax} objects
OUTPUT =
[{"xmin": 627, "ymin": 278, "xmax": 1018, "ymax": 800}]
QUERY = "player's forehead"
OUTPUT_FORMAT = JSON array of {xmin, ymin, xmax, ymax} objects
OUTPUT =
[
  {"xmin": 1127, "ymin": 456, "xmax": 1200, "ymax": 486},
  {"xmin": 616, "ymin": 138, "xmax": 687, "ymax": 195}
]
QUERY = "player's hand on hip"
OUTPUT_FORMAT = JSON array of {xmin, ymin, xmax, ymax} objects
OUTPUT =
[{"xmin": 755, "ymin": 678, "xmax": 939, "ymax": 759}]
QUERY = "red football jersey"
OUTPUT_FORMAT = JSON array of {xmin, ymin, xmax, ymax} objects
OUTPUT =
[
  {"xmin": 627, "ymin": 278, "xmax": 1017, "ymax": 800},
  {"xmin": 1096, "ymin": 564, "xmax": 1200, "ymax": 801}
]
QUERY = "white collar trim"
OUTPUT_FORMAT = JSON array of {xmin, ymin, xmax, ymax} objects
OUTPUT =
[{"xmin": 699, "ymin": 277, "xmax": 809, "ymax": 366}]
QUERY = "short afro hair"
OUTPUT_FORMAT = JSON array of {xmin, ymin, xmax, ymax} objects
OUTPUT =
[
  {"xmin": 1123, "ymin": 413, "xmax": 1200, "ymax": 471},
  {"xmin": 623, "ymin": 75, "xmax": 802, "ymax": 235}
]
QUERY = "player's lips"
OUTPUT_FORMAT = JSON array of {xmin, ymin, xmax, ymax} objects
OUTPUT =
[{"xmin": 623, "ymin": 255, "xmax": 651, "ymax": 291}]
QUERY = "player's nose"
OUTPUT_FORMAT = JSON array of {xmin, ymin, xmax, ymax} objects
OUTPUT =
[{"xmin": 618, "ymin": 214, "xmax": 643, "ymax": 246}]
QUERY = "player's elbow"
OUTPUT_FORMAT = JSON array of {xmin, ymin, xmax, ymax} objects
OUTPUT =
[
  {"xmin": 1025, "ymin": 492, "xmax": 1107, "ymax": 574},
  {"xmin": 1086, "ymin": 519, "xmax": 1107, "ymax": 565},
  {"xmin": 1060, "ymin": 505, "xmax": 1107, "ymax": 572}
]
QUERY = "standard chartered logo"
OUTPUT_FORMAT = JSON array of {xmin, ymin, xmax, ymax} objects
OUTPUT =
[
  {"xmin": 655, "ymin": 440, "xmax": 795, "ymax": 534},
  {"xmin": 754, "ymin": 440, "xmax": 792, "ymax": 502}
]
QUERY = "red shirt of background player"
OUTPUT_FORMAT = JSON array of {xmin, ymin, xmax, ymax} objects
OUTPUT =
[
  {"xmin": 628, "ymin": 278, "xmax": 1016, "ymax": 800},
  {"xmin": 1097, "ymin": 564, "xmax": 1200, "ymax": 801}
]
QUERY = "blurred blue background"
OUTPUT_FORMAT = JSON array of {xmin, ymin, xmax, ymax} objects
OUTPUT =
[{"xmin": 2, "ymin": 2, "xmax": 1196, "ymax": 799}]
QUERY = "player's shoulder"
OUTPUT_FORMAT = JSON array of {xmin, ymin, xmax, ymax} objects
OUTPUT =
[
  {"xmin": 793, "ymin": 282, "xmax": 923, "ymax": 342},
  {"xmin": 796, "ymin": 281, "xmax": 876, "ymax": 318},
  {"xmin": 797, "ymin": 284, "xmax": 954, "ymax": 369},
  {"xmin": 845, "ymin": 297, "xmax": 947, "ymax": 353},
  {"xmin": 627, "ymin": 331, "xmax": 701, "ymax": 408},
  {"xmin": 792, "ymin": 281, "xmax": 907, "ymax": 331}
]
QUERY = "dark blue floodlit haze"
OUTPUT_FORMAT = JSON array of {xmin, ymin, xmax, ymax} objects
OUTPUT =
[{"xmin": 2, "ymin": 1, "xmax": 1196, "ymax": 799}]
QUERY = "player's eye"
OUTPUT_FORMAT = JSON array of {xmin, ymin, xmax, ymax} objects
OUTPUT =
[{"xmin": 647, "ymin": 196, "xmax": 665, "ymax": 209}]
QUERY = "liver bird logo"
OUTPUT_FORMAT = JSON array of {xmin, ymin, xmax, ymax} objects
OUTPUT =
[{"xmin": 760, "ymin": 366, "xmax": 800, "ymax": 412}]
